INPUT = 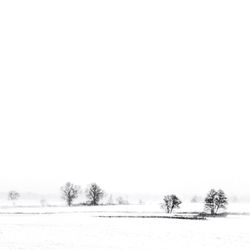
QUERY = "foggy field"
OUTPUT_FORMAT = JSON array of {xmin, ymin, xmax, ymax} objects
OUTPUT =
[
  {"xmin": 0, "ymin": 204, "xmax": 250, "ymax": 250},
  {"xmin": 1, "ymin": 0, "xmax": 250, "ymax": 249}
]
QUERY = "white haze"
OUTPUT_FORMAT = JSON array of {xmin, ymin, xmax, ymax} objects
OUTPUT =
[{"xmin": 0, "ymin": 1, "xmax": 250, "ymax": 198}]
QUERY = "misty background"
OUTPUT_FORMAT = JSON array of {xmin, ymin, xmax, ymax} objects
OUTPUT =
[{"xmin": 0, "ymin": 1, "xmax": 250, "ymax": 204}]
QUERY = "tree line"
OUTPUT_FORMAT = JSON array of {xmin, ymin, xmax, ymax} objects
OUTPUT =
[
  {"xmin": 5, "ymin": 184, "xmax": 228, "ymax": 215},
  {"xmin": 61, "ymin": 182, "xmax": 228, "ymax": 215}
]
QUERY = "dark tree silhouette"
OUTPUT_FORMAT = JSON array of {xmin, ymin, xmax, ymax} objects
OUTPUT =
[
  {"xmin": 8, "ymin": 191, "xmax": 20, "ymax": 206},
  {"xmin": 204, "ymin": 189, "xmax": 228, "ymax": 215},
  {"xmin": 85, "ymin": 183, "xmax": 104, "ymax": 205},
  {"xmin": 162, "ymin": 194, "xmax": 182, "ymax": 213},
  {"xmin": 61, "ymin": 182, "xmax": 81, "ymax": 206},
  {"xmin": 204, "ymin": 189, "xmax": 217, "ymax": 215}
]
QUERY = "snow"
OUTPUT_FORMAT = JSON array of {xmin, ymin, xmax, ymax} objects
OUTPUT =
[{"xmin": 0, "ymin": 204, "xmax": 250, "ymax": 250}]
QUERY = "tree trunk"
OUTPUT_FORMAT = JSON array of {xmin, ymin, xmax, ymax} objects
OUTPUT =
[
  {"xmin": 211, "ymin": 207, "xmax": 215, "ymax": 215},
  {"xmin": 215, "ymin": 206, "xmax": 219, "ymax": 214}
]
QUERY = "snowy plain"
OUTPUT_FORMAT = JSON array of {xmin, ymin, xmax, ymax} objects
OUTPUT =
[{"xmin": 0, "ymin": 203, "xmax": 250, "ymax": 250}]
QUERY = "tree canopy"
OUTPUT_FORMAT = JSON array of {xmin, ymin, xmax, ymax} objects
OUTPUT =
[
  {"xmin": 162, "ymin": 194, "xmax": 182, "ymax": 213},
  {"xmin": 204, "ymin": 189, "xmax": 228, "ymax": 214}
]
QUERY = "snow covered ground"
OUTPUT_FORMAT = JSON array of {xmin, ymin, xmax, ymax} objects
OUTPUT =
[{"xmin": 0, "ymin": 204, "xmax": 250, "ymax": 250}]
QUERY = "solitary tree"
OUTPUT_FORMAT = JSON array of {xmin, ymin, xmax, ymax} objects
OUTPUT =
[
  {"xmin": 85, "ymin": 183, "xmax": 104, "ymax": 205},
  {"xmin": 8, "ymin": 191, "xmax": 20, "ymax": 206},
  {"xmin": 204, "ymin": 189, "xmax": 228, "ymax": 215},
  {"xmin": 161, "ymin": 194, "xmax": 182, "ymax": 213},
  {"xmin": 61, "ymin": 182, "xmax": 81, "ymax": 206}
]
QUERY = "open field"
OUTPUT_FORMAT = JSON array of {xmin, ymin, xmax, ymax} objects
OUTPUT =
[{"xmin": 0, "ymin": 204, "xmax": 250, "ymax": 250}]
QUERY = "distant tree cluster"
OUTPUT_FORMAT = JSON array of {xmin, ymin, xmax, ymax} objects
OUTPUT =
[
  {"xmin": 60, "ymin": 182, "xmax": 133, "ymax": 207},
  {"xmin": 161, "ymin": 189, "xmax": 228, "ymax": 215},
  {"xmin": 190, "ymin": 195, "xmax": 202, "ymax": 203},
  {"xmin": 116, "ymin": 196, "xmax": 129, "ymax": 205},
  {"xmin": 60, "ymin": 182, "xmax": 105, "ymax": 206}
]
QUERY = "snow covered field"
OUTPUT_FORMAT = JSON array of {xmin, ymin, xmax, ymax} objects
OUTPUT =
[{"xmin": 0, "ymin": 204, "xmax": 250, "ymax": 250}]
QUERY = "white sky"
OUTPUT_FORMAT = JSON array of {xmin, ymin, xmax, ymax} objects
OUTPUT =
[{"xmin": 0, "ymin": 1, "xmax": 250, "ymax": 196}]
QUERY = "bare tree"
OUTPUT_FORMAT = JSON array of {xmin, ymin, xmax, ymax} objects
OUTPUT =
[
  {"xmin": 8, "ymin": 191, "xmax": 20, "ymax": 206},
  {"xmin": 85, "ymin": 183, "xmax": 104, "ymax": 205},
  {"xmin": 61, "ymin": 182, "xmax": 81, "ymax": 206},
  {"xmin": 161, "ymin": 194, "xmax": 182, "ymax": 213},
  {"xmin": 204, "ymin": 189, "xmax": 228, "ymax": 215}
]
